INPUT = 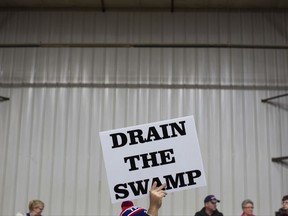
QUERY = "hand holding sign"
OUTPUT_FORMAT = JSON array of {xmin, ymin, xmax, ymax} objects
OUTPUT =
[
  {"xmin": 147, "ymin": 181, "xmax": 167, "ymax": 216},
  {"xmin": 100, "ymin": 116, "xmax": 206, "ymax": 203}
]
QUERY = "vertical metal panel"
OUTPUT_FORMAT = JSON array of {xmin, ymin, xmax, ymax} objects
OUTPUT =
[
  {"xmin": 1, "ymin": 88, "xmax": 287, "ymax": 215},
  {"xmin": 2, "ymin": 47, "xmax": 288, "ymax": 87},
  {"xmin": 1, "ymin": 87, "xmax": 288, "ymax": 216},
  {"xmin": 0, "ymin": 11, "xmax": 287, "ymax": 46},
  {"xmin": 0, "ymin": 10, "xmax": 288, "ymax": 216}
]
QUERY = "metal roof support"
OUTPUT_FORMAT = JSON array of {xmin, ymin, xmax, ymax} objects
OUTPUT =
[
  {"xmin": 272, "ymin": 156, "xmax": 288, "ymax": 163},
  {"xmin": 3, "ymin": 43, "xmax": 288, "ymax": 49},
  {"xmin": 171, "ymin": 0, "xmax": 174, "ymax": 12},
  {"xmin": 100, "ymin": 0, "xmax": 106, "ymax": 12},
  {"xmin": 261, "ymin": 93, "xmax": 288, "ymax": 103},
  {"xmin": 0, "ymin": 96, "xmax": 9, "ymax": 102}
]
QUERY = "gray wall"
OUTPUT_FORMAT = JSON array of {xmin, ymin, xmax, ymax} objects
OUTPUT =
[{"xmin": 0, "ymin": 10, "xmax": 288, "ymax": 216}]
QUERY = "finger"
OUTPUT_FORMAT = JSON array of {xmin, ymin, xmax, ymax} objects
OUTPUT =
[
  {"xmin": 151, "ymin": 181, "xmax": 158, "ymax": 190},
  {"xmin": 157, "ymin": 183, "xmax": 167, "ymax": 191},
  {"xmin": 160, "ymin": 190, "xmax": 167, "ymax": 195}
]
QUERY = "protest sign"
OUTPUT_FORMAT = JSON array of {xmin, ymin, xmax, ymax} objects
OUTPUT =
[{"xmin": 99, "ymin": 115, "xmax": 206, "ymax": 203}]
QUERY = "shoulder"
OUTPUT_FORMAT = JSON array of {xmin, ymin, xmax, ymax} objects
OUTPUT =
[
  {"xmin": 278, "ymin": 208, "xmax": 288, "ymax": 216},
  {"xmin": 214, "ymin": 210, "xmax": 223, "ymax": 216},
  {"xmin": 195, "ymin": 210, "xmax": 205, "ymax": 216}
]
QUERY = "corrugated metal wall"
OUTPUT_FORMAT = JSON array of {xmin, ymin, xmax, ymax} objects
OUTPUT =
[{"xmin": 0, "ymin": 10, "xmax": 288, "ymax": 216}]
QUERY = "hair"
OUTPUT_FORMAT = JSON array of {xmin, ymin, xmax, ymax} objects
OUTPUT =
[
  {"xmin": 28, "ymin": 200, "xmax": 45, "ymax": 211},
  {"xmin": 282, "ymin": 195, "xmax": 288, "ymax": 202},
  {"xmin": 241, "ymin": 199, "xmax": 254, "ymax": 209}
]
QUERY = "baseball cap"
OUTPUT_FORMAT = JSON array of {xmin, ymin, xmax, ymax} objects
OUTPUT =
[
  {"xmin": 120, "ymin": 205, "xmax": 147, "ymax": 216},
  {"xmin": 204, "ymin": 195, "xmax": 220, "ymax": 203},
  {"xmin": 120, "ymin": 201, "xmax": 148, "ymax": 216},
  {"xmin": 121, "ymin": 200, "xmax": 134, "ymax": 210}
]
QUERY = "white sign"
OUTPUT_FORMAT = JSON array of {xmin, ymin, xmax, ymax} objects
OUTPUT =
[{"xmin": 99, "ymin": 116, "xmax": 206, "ymax": 203}]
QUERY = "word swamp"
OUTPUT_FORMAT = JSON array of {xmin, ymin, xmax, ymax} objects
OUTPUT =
[{"xmin": 114, "ymin": 169, "xmax": 202, "ymax": 200}]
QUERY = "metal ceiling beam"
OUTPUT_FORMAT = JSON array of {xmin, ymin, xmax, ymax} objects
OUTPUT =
[
  {"xmin": 261, "ymin": 93, "xmax": 288, "ymax": 102},
  {"xmin": 272, "ymin": 156, "xmax": 288, "ymax": 162},
  {"xmin": 0, "ymin": 96, "xmax": 9, "ymax": 102},
  {"xmin": 171, "ymin": 0, "xmax": 174, "ymax": 12},
  {"xmin": 2, "ymin": 43, "xmax": 288, "ymax": 49},
  {"xmin": 100, "ymin": 0, "xmax": 106, "ymax": 12},
  {"xmin": 0, "ymin": 83, "xmax": 287, "ymax": 90}
]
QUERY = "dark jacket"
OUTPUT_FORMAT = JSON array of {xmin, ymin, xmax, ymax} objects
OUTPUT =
[
  {"xmin": 276, "ymin": 208, "xmax": 288, "ymax": 216},
  {"xmin": 195, "ymin": 207, "xmax": 224, "ymax": 216},
  {"xmin": 26, "ymin": 214, "xmax": 42, "ymax": 216}
]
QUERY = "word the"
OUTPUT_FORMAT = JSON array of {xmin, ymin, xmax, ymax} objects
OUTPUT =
[{"xmin": 124, "ymin": 148, "xmax": 176, "ymax": 171}]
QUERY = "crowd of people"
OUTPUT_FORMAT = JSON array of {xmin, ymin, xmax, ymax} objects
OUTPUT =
[
  {"xmin": 18, "ymin": 186, "xmax": 288, "ymax": 216},
  {"xmin": 118, "ymin": 189, "xmax": 288, "ymax": 216}
]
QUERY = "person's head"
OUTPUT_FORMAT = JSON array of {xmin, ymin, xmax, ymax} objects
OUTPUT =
[
  {"xmin": 204, "ymin": 195, "xmax": 220, "ymax": 213},
  {"xmin": 241, "ymin": 199, "xmax": 254, "ymax": 216},
  {"xmin": 28, "ymin": 200, "xmax": 44, "ymax": 216},
  {"xmin": 121, "ymin": 200, "xmax": 134, "ymax": 211},
  {"xmin": 282, "ymin": 195, "xmax": 288, "ymax": 210}
]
